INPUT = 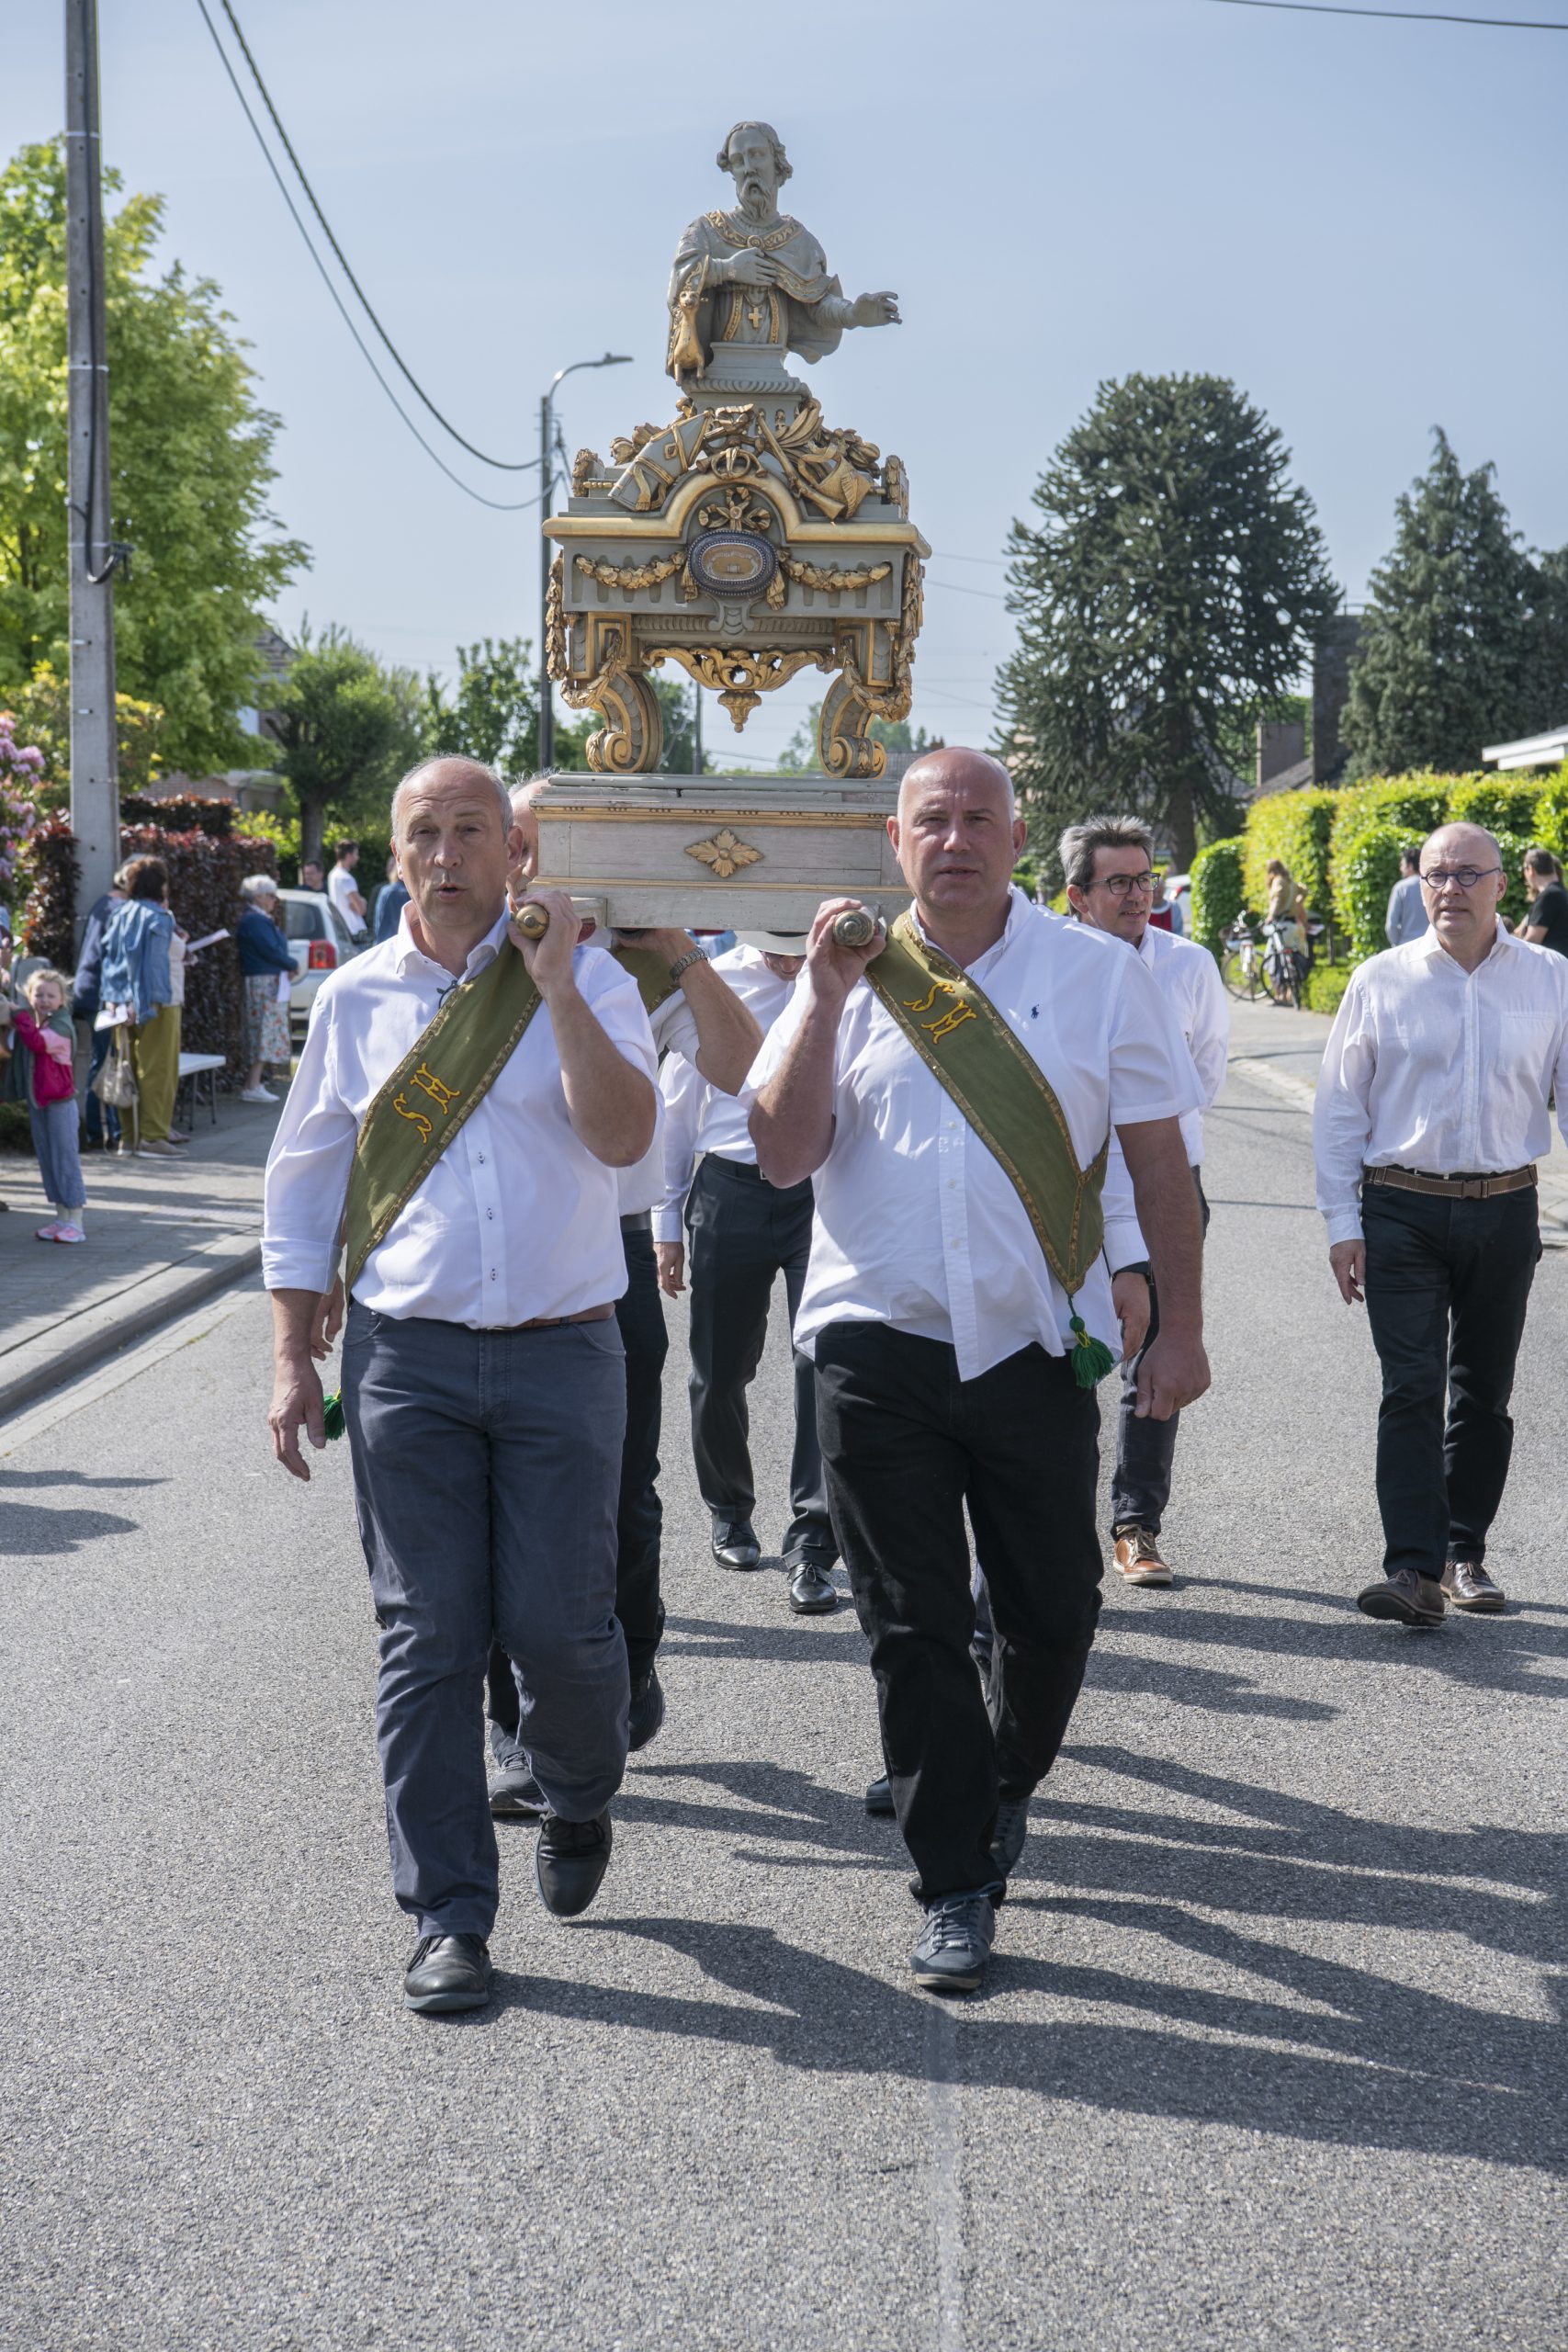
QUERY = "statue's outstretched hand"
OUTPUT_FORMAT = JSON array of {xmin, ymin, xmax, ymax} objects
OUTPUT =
[{"xmin": 851, "ymin": 290, "xmax": 900, "ymax": 328}]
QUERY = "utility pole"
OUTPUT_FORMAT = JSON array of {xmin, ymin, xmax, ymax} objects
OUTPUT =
[{"xmin": 64, "ymin": 0, "xmax": 120, "ymax": 935}]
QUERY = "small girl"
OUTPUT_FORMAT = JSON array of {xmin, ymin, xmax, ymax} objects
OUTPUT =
[{"xmin": 11, "ymin": 967, "xmax": 87, "ymax": 1244}]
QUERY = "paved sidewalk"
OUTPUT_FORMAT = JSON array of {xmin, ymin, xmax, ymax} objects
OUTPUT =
[
  {"xmin": 1225, "ymin": 991, "xmax": 1568, "ymax": 1240},
  {"xmin": 0, "ymin": 1080, "xmax": 286, "ymax": 1419}
]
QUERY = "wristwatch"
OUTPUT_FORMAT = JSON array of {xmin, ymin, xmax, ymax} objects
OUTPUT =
[{"xmin": 666, "ymin": 944, "xmax": 708, "ymax": 983}]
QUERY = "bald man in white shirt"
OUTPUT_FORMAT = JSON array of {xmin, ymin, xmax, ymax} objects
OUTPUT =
[
  {"xmin": 750, "ymin": 750, "xmax": 1207, "ymax": 1994},
  {"xmin": 1314, "ymin": 821, "xmax": 1568, "ymax": 1626},
  {"xmin": 264, "ymin": 758, "xmax": 658, "ymax": 2016}
]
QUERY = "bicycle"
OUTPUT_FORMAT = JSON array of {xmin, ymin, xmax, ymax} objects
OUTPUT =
[
  {"xmin": 1221, "ymin": 915, "xmax": 1322, "ymax": 1009},
  {"xmin": 1219, "ymin": 919, "xmax": 1269, "ymax": 1002}
]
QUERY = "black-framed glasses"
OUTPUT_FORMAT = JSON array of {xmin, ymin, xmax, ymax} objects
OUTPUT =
[
  {"xmin": 1096, "ymin": 871, "xmax": 1154, "ymax": 898},
  {"xmin": 1419, "ymin": 865, "xmax": 1502, "ymax": 890}
]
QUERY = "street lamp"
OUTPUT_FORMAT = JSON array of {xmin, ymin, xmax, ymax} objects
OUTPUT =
[{"xmin": 538, "ymin": 352, "xmax": 632, "ymax": 773}]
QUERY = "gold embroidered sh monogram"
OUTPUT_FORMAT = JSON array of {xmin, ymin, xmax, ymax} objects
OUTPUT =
[{"xmin": 343, "ymin": 944, "xmax": 543, "ymax": 1292}]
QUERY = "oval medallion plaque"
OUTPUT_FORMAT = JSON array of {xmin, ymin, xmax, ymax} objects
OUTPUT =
[{"xmin": 685, "ymin": 528, "xmax": 778, "ymax": 602}]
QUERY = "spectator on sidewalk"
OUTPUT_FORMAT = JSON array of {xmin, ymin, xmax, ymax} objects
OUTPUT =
[
  {"xmin": 328, "ymin": 840, "xmax": 368, "ymax": 940},
  {"xmin": 1385, "ymin": 845, "xmax": 1428, "ymax": 947},
  {"xmin": 73, "ymin": 868, "xmax": 127, "ymax": 1151},
  {"xmin": 369, "ymin": 852, "xmax": 403, "ymax": 941},
  {"xmin": 12, "ymin": 967, "xmax": 87, "ymax": 1243},
  {"xmin": 1517, "ymin": 846, "xmax": 1568, "ymax": 958},
  {"xmin": 100, "ymin": 857, "xmax": 184, "ymax": 1159},
  {"xmin": 300, "ymin": 857, "xmax": 326, "ymax": 895},
  {"xmin": 237, "ymin": 874, "xmax": 296, "ymax": 1103}
]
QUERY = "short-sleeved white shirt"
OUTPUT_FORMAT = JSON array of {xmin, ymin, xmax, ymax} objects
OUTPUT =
[{"xmin": 748, "ymin": 890, "xmax": 1197, "ymax": 1380}]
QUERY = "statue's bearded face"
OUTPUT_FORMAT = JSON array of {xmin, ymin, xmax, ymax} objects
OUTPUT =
[{"xmin": 727, "ymin": 130, "xmax": 778, "ymax": 212}]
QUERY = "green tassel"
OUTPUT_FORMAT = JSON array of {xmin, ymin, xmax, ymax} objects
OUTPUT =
[
  {"xmin": 1068, "ymin": 1314, "xmax": 1117, "ymax": 1389},
  {"xmin": 321, "ymin": 1389, "xmax": 346, "ymax": 1442}
]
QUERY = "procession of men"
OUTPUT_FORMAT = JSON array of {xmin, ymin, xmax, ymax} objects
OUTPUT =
[{"xmin": 263, "ymin": 751, "xmax": 1568, "ymax": 2014}]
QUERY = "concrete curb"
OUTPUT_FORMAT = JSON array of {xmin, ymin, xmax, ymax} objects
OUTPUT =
[{"xmin": 0, "ymin": 1237, "xmax": 262, "ymax": 1424}]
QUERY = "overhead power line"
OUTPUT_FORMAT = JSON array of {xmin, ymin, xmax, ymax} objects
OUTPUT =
[
  {"xmin": 193, "ymin": 0, "xmax": 536, "ymax": 510},
  {"xmin": 1205, "ymin": 0, "xmax": 1568, "ymax": 29},
  {"xmin": 207, "ymin": 0, "xmax": 539, "ymax": 472}
]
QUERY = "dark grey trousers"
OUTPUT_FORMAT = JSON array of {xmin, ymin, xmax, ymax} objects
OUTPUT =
[
  {"xmin": 1109, "ymin": 1166, "xmax": 1210, "ymax": 1537},
  {"xmin": 342, "ymin": 1302, "xmax": 629, "ymax": 1939}
]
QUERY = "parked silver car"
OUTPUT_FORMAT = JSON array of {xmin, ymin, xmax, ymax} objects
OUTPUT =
[{"xmin": 276, "ymin": 888, "xmax": 367, "ymax": 1038}]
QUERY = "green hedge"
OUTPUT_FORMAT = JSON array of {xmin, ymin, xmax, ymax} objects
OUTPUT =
[
  {"xmin": 1529, "ymin": 774, "xmax": 1568, "ymax": 863},
  {"xmin": 1189, "ymin": 837, "xmax": 1247, "ymax": 962},
  {"xmin": 1333, "ymin": 820, "xmax": 1408, "ymax": 966},
  {"xmin": 1445, "ymin": 776, "xmax": 1546, "ymax": 839},
  {"xmin": 1304, "ymin": 964, "xmax": 1351, "ymax": 1018},
  {"xmin": 1241, "ymin": 789, "xmax": 1337, "ymax": 924}
]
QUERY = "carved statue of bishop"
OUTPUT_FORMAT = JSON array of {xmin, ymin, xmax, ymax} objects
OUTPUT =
[{"xmin": 667, "ymin": 120, "xmax": 900, "ymax": 387}]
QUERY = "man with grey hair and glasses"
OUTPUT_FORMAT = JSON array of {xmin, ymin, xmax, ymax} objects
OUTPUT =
[
  {"xmin": 264, "ymin": 755, "xmax": 659, "ymax": 2015},
  {"xmin": 1063, "ymin": 815, "xmax": 1230, "ymax": 1588},
  {"xmin": 1314, "ymin": 820, "xmax": 1568, "ymax": 1625}
]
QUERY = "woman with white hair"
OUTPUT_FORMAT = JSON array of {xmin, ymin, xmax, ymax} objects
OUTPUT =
[{"xmin": 237, "ymin": 872, "xmax": 295, "ymax": 1103}]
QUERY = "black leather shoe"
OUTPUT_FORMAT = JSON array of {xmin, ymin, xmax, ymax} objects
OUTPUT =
[
  {"xmin": 402, "ymin": 1933, "xmax": 492, "ymax": 2014},
  {"xmin": 864, "ymin": 1772, "xmax": 895, "ymax": 1816},
  {"xmin": 488, "ymin": 1756, "xmax": 547, "ymax": 1817},
  {"xmin": 536, "ymin": 1809, "xmax": 614, "ymax": 1917},
  {"xmin": 712, "ymin": 1519, "xmax": 761, "ymax": 1570},
  {"xmin": 628, "ymin": 1666, "xmax": 666, "ymax": 1752},
  {"xmin": 1443, "ymin": 1559, "xmax": 1506, "ymax": 1613},
  {"xmin": 1357, "ymin": 1568, "xmax": 1446, "ymax": 1627},
  {"xmin": 786, "ymin": 1557, "xmax": 838, "ymax": 1614}
]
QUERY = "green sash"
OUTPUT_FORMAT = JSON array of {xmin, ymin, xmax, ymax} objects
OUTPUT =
[
  {"xmin": 342, "ymin": 942, "xmax": 543, "ymax": 1294},
  {"xmin": 863, "ymin": 912, "xmax": 1116, "ymax": 1386}
]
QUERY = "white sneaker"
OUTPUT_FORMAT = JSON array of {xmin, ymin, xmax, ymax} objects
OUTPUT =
[{"xmin": 240, "ymin": 1085, "xmax": 278, "ymax": 1104}]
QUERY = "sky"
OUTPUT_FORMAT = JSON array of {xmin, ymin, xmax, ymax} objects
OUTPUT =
[{"xmin": 7, "ymin": 0, "xmax": 1566, "ymax": 769}]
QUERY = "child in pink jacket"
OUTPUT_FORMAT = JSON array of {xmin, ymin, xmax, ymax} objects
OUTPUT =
[{"xmin": 12, "ymin": 967, "xmax": 87, "ymax": 1243}]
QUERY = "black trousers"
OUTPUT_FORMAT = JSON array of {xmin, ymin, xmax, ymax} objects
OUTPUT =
[
  {"xmin": 1110, "ymin": 1166, "xmax": 1210, "ymax": 1536},
  {"xmin": 814, "ymin": 1320, "xmax": 1103, "ymax": 1906},
  {"xmin": 686, "ymin": 1155, "xmax": 834, "ymax": 1564},
  {"xmin": 488, "ymin": 1222, "xmax": 668, "ymax": 1740},
  {"xmin": 1362, "ymin": 1182, "xmax": 1540, "ymax": 1581}
]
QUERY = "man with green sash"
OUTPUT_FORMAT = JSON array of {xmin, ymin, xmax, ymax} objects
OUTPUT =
[
  {"xmin": 749, "ymin": 749, "xmax": 1208, "ymax": 1995},
  {"xmin": 264, "ymin": 757, "xmax": 658, "ymax": 2016},
  {"xmin": 480, "ymin": 783, "xmax": 763, "ymax": 1815}
]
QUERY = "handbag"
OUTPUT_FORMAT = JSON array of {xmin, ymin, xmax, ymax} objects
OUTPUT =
[{"xmin": 93, "ymin": 1037, "xmax": 139, "ymax": 1109}]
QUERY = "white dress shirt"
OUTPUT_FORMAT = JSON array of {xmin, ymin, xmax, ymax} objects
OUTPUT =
[
  {"xmin": 1313, "ymin": 924, "xmax": 1568, "ymax": 1246},
  {"xmin": 746, "ymin": 889, "xmax": 1199, "ymax": 1381},
  {"xmin": 1133, "ymin": 922, "xmax": 1230, "ymax": 1166},
  {"xmin": 615, "ymin": 981, "xmax": 699, "ymax": 1216},
  {"xmin": 263, "ymin": 909, "xmax": 657, "ymax": 1325},
  {"xmin": 652, "ymin": 947, "xmax": 797, "ymax": 1241}
]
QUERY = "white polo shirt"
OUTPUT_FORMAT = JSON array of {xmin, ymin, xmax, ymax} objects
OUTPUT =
[
  {"xmin": 263, "ymin": 909, "xmax": 656, "ymax": 1325},
  {"xmin": 747, "ymin": 890, "xmax": 1197, "ymax": 1381},
  {"xmin": 653, "ymin": 946, "xmax": 797, "ymax": 1239}
]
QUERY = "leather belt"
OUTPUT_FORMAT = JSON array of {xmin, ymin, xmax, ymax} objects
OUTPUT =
[
  {"xmin": 619, "ymin": 1210, "xmax": 651, "ymax": 1232},
  {"xmin": 513, "ymin": 1303, "xmax": 615, "ymax": 1329},
  {"xmin": 1363, "ymin": 1163, "xmax": 1537, "ymax": 1202}
]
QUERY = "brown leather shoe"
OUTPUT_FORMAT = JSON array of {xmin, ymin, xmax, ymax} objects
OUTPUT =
[
  {"xmin": 1114, "ymin": 1527, "xmax": 1173, "ymax": 1587},
  {"xmin": 1443, "ymin": 1559, "xmax": 1506, "ymax": 1613},
  {"xmin": 1357, "ymin": 1568, "xmax": 1446, "ymax": 1627}
]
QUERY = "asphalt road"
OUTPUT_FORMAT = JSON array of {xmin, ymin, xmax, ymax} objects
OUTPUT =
[{"xmin": 4, "ymin": 1060, "xmax": 1566, "ymax": 2352}]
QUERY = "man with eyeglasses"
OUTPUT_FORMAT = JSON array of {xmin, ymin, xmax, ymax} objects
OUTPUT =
[
  {"xmin": 1314, "ymin": 821, "xmax": 1568, "ymax": 1625},
  {"xmin": 1063, "ymin": 817, "xmax": 1231, "ymax": 1588}
]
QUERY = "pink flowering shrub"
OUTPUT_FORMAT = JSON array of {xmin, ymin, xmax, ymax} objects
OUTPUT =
[{"xmin": 0, "ymin": 711, "xmax": 43, "ymax": 894}]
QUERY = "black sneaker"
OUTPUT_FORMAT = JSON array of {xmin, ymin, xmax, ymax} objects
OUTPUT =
[
  {"xmin": 910, "ymin": 1893, "xmax": 997, "ymax": 1995},
  {"xmin": 488, "ymin": 1755, "xmax": 547, "ymax": 1817},
  {"xmin": 711, "ymin": 1518, "xmax": 761, "ymax": 1570},
  {"xmin": 536, "ymin": 1809, "xmax": 614, "ymax": 1917},
  {"xmin": 402, "ymin": 1933, "xmax": 492, "ymax": 2014},
  {"xmin": 628, "ymin": 1667, "xmax": 666, "ymax": 1753}
]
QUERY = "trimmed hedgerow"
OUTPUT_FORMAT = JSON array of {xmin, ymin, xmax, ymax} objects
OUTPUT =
[
  {"xmin": 1333, "ymin": 820, "xmax": 1408, "ymax": 967},
  {"xmin": 1189, "ymin": 838, "xmax": 1247, "ymax": 963},
  {"xmin": 18, "ymin": 813, "xmax": 80, "ymax": 969},
  {"xmin": 1446, "ymin": 776, "xmax": 1547, "ymax": 840},
  {"xmin": 119, "ymin": 793, "xmax": 235, "ymax": 839}
]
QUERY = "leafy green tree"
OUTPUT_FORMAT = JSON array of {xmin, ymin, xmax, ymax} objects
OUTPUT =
[
  {"xmin": 0, "ymin": 140, "xmax": 306, "ymax": 774},
  {"xmin": 996, "ymin": 373, "xmax": 1338, "ymax": 872},
  {"xmin": 1343, "ymin": 431, "xmax": 1556, "ymax": 776},
  {"xmin": 270, "ymin": 624, "xmax": 422, "ymax": 868},
  {"xmin": 421, "ymin": 638, "xmax": 539, "ymax": 773}
]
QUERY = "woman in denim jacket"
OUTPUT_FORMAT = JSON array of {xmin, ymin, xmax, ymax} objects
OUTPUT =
[{"xmin": 99, "ymin": 856, "xmax": 183, "ymax": 1156}]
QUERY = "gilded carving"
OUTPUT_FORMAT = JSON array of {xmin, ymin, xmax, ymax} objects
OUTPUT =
[
  {"xmin": 648, "ymin": 642, "xmax": 826, "ymax": 729},
  {"xmin": 576, "ymin": 550, "xmax": 693, "ymax": 595},
  {"xmin": 684, "ymin": 827, "xmax": 763, "ymax": 880},
  {"xmin": 545, "ymin": 554, "xmax": 569, "ymax": 683},
  {"xmin": 571, "ymin": 447, "xmax": 603, "ymax": 496},
  {"xmin": 779, "ymin": 555, "xmax": 894, "ymax": 594}
]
